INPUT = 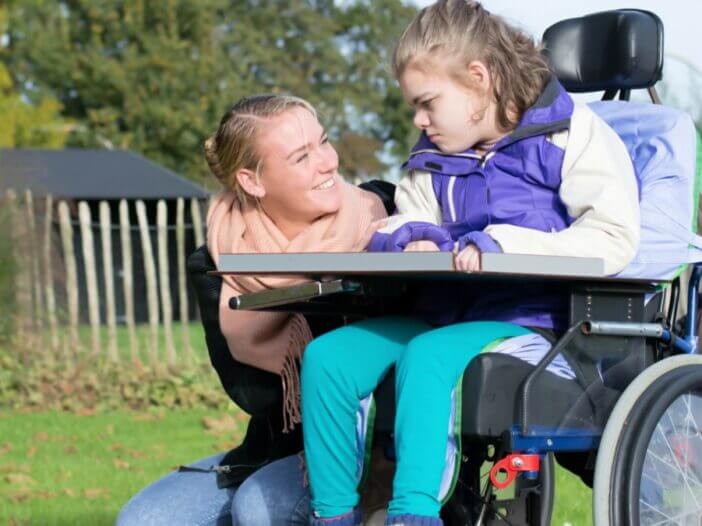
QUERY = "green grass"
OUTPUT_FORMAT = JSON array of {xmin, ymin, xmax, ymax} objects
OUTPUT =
[
  {"xmin": 552, "ymin": 465, "xmax": 592, "ymax": 525},
  {"xmin": 1, "ymin": 409, "xmax": 592, "ymax": 526},
  {"xmin": 58, "ymin": 321, "xmax": 210, "ymax": 365},
  {"xmin": 0, "ymin": 409, "xmax": 248, "ymax": 526}
]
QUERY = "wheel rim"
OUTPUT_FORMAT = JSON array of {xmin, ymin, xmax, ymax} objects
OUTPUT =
[
  {"xmin": 593, "ymin": 355, "xmax": 702, "ymax": 526},
  {"xmin": 638, "ymin": 390, "xmax": 702, "ymax": 525}
]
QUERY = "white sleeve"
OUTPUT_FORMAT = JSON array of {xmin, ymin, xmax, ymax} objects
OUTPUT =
[
  {"xmin": 485, "ymin": 104, "xmax": 640, "ymax": 275},
  {"xmin": 378, "ymin": 169, "xmax": 442, "ymax": 234}
]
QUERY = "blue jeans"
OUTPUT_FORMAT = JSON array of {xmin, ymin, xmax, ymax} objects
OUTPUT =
[
  {"xmin": 233, "ymin": 454, "xmax": 310, "ymax": 525},
  {"xmin": 116, "ymin": 453, "xmax": 310, "ymax": 526}
]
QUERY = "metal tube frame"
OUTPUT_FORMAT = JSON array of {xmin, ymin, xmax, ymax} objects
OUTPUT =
[{"xmin": 513, "ymin": 263, "xmax": 702, "ymax": 453}]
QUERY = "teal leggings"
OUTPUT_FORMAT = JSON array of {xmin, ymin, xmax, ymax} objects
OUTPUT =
[{"xmin": 301, "ymin": 316, "xmax": 532, "ymax": 519}]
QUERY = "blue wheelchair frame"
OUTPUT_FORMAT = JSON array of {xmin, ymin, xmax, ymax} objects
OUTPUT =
[{"xmin": 507, "ymin": 266, "xmax": 702, "ymax": 470}]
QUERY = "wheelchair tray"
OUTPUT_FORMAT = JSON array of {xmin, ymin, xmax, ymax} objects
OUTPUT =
[
  {"xmin": 213, "ymin": 252, "xmax": 666, "ymax": 313},
  {"xmin": 214, "ymin": 252, "xmax": 607, "ymax": 277}
]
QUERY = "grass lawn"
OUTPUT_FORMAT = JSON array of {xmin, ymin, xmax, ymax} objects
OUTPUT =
[
  {"xmin": 0, "ymin": 409, "xmax": 592, "ymax": 525},
  {"xmin": 0, "ymin": 409, "xmax": 247, "ymax": 526},
  {"xmin": 71, "ymin": 322, "xmax": 210, "ymax": 365}
]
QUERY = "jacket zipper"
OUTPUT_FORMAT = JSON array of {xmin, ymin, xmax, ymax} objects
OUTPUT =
[{"xmin": 448, "ymin": 176, "xmax": 457, "ymax": 222}]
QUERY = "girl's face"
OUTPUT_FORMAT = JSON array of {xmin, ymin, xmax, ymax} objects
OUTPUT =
[
  {"xmin": 252, "ymin": 107, "xmax": 343, "ymax": 234},
  {"xmin": 399, "ymin": 60, "xmax": 500, "ymax": 154}
]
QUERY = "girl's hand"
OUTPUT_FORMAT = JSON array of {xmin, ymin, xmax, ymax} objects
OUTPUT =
[
  {"xmin": 404, "ymin": 240, "xmax": 441, "ymax": 252},
  {"xmin": 455, "ymin": 244, "xmax": 481, "ymax": 271}
]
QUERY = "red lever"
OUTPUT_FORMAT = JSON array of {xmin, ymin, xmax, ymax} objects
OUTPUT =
[{"xmin": 490, "ymin": 454, "xmax": 540, "ymax": 489}]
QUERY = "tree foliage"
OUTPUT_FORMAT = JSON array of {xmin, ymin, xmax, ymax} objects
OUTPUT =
[
  {"xmin": 0, "ymin": 6, "xmax": 68, "ymax": 149},
  {"xmin": 4, "ymin": 0, "xmax": 418, "ymax": 185},
  {"xmin": 0, "ymin": 63, "xmax": 69, "ymax": 149}
]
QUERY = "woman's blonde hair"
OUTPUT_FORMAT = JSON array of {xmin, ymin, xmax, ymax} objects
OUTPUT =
[
  {"xmin": 204, "ymin": 94, "xmax": 317, "ymax": 203},
  {"xmin": 392, "ymin": 0, "xmax": 551, "ymax": 131}
]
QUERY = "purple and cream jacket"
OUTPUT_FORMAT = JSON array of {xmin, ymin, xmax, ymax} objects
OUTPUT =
[{"xmin": 369, "ymin": 77, "xmax": 640, "ymax": 330}]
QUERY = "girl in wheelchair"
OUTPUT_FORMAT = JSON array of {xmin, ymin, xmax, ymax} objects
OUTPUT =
[{"xmin": 301, "ymin": 1, "xmax": 640, "ymax": 525}]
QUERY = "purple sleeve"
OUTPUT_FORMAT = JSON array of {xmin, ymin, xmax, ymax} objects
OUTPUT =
[
  {"xmin": 368, "ymin": 222, "xmax": 454, "ymax": 252},
  {"xmin": 457, "ymin": 231, "xmax": 503, "ymax": 253}
]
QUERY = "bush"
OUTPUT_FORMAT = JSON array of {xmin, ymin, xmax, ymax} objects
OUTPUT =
[{"xmin": 0, "ymin": 347, "xmax": 232, "ymax": 412}]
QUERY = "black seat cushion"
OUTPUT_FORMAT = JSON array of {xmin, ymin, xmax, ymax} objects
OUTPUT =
[
  {"xmin": 373, "ymin": 354, "xmax": 590, "ymax": 438},
  {"xmin": 542, "ymin": 9, "xmax": 663, "ymax": 93}
]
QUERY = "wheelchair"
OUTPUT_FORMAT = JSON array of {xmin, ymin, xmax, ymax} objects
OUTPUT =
[{"xmin": 188, "ymin": 9, "xmax": 702, "ymax": 526}]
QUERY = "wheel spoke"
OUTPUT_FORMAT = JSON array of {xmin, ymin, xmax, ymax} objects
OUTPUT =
[
  {"xmin": 640, "ymin": 391, "xmax": 702, "ymax": 526},
  {"xmin": 683, "ymin": 395, "xmax": 692, "ymax": 513},
  {"xmin": 649, "ymin": 505, "xmax": 702, "ymax": 526},
  {"xmin": 656, "ymin": 404, "xmax": 701, "ymax": 509},
  {"xmin": 646, "ymin": 443, "xmax": 701, "ymax": 487},
  {"xmin": 641, "ymin": 497, "xmax": 673, "ymax": 522},
  {"xmin": 643, "ymin": 457, "xmax": 668, "ymax": 493}
]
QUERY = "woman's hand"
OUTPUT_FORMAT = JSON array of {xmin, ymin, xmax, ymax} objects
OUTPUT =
[
  {"xmin": 404, "ymin": 240, "xmax": 441, "ymax": 252},
  {"xmin": 455, "ymin": 244, "xmax": 481, "ymax": 271}
]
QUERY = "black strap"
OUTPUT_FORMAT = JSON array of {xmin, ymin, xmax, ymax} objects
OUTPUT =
[{"xmin": 177, "ymin": 461, "xmax": 268, "ymax": 475}]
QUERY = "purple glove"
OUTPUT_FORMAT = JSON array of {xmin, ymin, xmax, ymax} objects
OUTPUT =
[{"xmin": 368, "ymin": 222, "xmax": 454, "ymax": 252}]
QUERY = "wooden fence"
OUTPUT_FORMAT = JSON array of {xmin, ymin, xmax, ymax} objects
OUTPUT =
[{"xmin": 2, "ymin": 189, "xmax": 208, "ymax": 367}]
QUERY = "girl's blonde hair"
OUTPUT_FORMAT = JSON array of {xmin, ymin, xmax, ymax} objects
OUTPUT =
[
  {"xmin": 392, "ymin": 0, "xmax": 551, "ymax": 131},
  {"xmin": 204, "ymin": 94, "xmax": 317, "ymax": 203}
]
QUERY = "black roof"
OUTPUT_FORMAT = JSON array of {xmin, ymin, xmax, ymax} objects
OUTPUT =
[{"xmin": 0, "ymin": 149, "xmax": 209, "ymax": 200}]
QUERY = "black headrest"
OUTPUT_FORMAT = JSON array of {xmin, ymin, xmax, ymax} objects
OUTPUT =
[{"xmin": 542, "ymin": 9, "xmax": 663, "ymax": 93}]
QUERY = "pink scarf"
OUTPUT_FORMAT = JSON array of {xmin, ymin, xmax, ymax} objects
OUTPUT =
[{"xmin": 207, "ymin": 182, "xmax": 386, "ymax": 430}]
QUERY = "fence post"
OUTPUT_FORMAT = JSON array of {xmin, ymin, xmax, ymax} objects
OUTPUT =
[
  {"xmin": 43, "ymin": 196, "xmax": 59, "ymax": 354},
  {"xmin": 78, "ymin": 201, "xmax": 101, "ymax": 356},
  {"xmin": 5, "ymin": 190, "xmax": 30, "ymax": 343},
  {"xmin": 190, "ymin": 197, "xmax": 205, "ymax": 248},
  {"xmin": 100, "ymin": 201, "xmax": 118, "ymax": 361},
  {"xmin": 24, "ymin": 190, "xmax": 43, "ymax": 334},
  {"xmin": 119, "ymin": 200, "xmax": 139, "ymax": 363},
  {"xmin": 135, "ymin": 200, "xmax": 159, "ymax": 366},
  {"xmin": 58, "ymin": 201, "xmax": 79, "ymax": 352},
  {"xmin": 157, "ymin": 200, "xmax": 176, "ymax": 365},
  {"xmin": 176, "ymin": 198, "xmax": 191, "ymax": 363}
]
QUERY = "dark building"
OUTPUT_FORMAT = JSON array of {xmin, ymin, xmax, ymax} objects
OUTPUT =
[{"xmin": 0, "ymin": 148, "xmax": 210, "ymax": 324}]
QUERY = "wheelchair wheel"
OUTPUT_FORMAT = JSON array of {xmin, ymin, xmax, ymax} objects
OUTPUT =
[{"xmin": 594, "ymin": 355, "xmax": 702, "ymax": 525}]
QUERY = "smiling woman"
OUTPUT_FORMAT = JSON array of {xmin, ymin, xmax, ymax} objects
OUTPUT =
[
  {"xmin": 116, "ymin": 94, "xmax": 387, "ymax": 526},
  {"xmin": 203, "ymin": 95, "xmax": 387, "ymax": 428},
  {"xmin": 204, "ymin": 96, "xmax": 346, "ymax": 239}
]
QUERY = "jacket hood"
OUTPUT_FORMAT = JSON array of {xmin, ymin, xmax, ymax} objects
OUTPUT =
[{"xmin": 404, "ymin": 76, "xmax": 574, "ymax": 176}]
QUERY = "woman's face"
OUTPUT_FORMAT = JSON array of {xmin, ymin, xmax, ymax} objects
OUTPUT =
[{"xmin": 256, "ymin": 107, "xmax": 343, "ymax": 231}]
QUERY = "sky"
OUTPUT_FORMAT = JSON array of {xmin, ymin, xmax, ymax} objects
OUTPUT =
[{"xmin": 412, "ymin": 0, "xmax": 702, "ymax": 116}]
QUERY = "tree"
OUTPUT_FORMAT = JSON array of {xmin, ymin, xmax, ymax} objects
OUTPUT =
[
  {"xmin": 0, "ymin": 64, "xmax": 69, "ymax": 148},
  {"xmin": 4, "ymin": 0, "xmax": 418, "ymax": 184},
  {"xmin": 0, "ymin": 5, "xmax": 67, "ymax": 148}
]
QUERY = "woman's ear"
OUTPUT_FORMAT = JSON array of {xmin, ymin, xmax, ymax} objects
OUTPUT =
[{"xmin": 235, "ymin": 168, "xmax": 266, "ymax": 199}]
